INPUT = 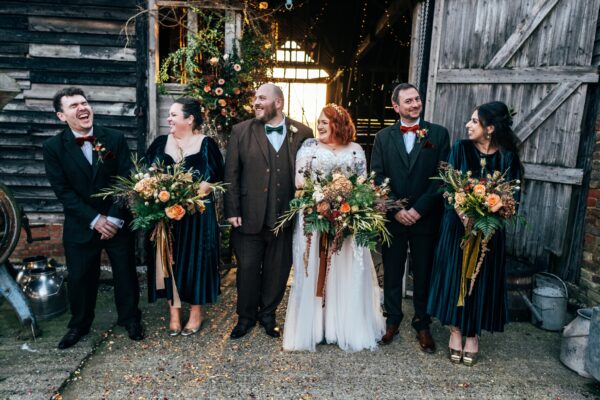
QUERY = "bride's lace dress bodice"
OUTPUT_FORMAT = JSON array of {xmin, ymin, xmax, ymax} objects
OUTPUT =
[{"xmin": 295, "ymin": 139, "xmax": 366, "ymax": 187}]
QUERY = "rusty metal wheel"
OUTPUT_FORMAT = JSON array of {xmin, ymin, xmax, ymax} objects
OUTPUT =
[{"xmin": 0, "ymin": 183, "xmax": 21, "ymax": 265}]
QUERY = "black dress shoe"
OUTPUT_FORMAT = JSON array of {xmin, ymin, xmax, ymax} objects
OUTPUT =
[
  {"xmin": 57, "ymin": 328, "xmax": 89, "ymax": 350},
  {"xmin": 125, "ymin": 321, "xmax": 144, "ymax": 341},
  {"xmin": 263, "ymin": 324, "xmax": 281, "ymax": 338},
  {"xmin": 230, "ymin": 323, "xmax": 255, "ymax": 339}
]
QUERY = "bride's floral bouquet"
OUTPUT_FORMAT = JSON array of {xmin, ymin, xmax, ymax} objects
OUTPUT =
[
  {"xmin": 95, "ymin": 156, "xmax": 226, "ymax": 289},
  {"xmin": 274, "ymin": 165, "xmax": 398, "ymax": 275},
  {"xmin": 434, "ymin": 161, "xmax": 522, "ymax": 305}
]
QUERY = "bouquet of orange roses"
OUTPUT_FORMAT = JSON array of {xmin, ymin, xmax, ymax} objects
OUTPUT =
[
  {"xmin": 435, "ymin": 161, "xmax": 522, "ymax": 305},
  {"xmin": 95, "ymin": 156, "xmax": 225, "ymax": 295}
]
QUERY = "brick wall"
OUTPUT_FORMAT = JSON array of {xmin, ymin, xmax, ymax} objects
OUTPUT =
[
  {"xmin": 9, "ymin": 224, "xmax": 65, "ymax": 265},
  {"xmin": 581, "ymin": 117, "xmax": 600, "ymax": 306},
  {"xmin": 8, "ymin": 223, "xmax": 119, "ymax": 266}
]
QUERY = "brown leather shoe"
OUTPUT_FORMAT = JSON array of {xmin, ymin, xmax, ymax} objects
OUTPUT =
[
  {"xmin": 416, "ymin": 329, "xmax": 436, "ymax": 353},
  {"xmin": 380, "ymin": 323, "xmax": 400, "ymax": 345}
]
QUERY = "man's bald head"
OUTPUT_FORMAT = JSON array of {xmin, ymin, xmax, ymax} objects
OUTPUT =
[
  {"xmin": 259, "ymin": 83, "xmax": 284, "ymax": 101},
  {"xmin": 254, "ymin": 84, "xmax": 285, "ymax": 124}
]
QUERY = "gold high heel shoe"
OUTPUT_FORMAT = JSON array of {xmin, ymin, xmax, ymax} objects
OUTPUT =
[
  {"xmin": 181, "ymin": 320, "xmax": 204, "ymax": 337},
  {"xmin": 449, "ymin": 348, "xmax": 462, "ymax": 364},
  {"xmin": 462, "ymin": 352, "xmax": 478, "ymax": 366},
  {"xmin": 168, "ymin": 326, "xmax": 182, "ymax": 336}
]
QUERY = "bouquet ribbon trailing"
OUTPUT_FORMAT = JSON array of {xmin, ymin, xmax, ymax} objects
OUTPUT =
[
  {"xmin": 316, "ymin": 234, "xmax": 329, "ymax": 298},
  {"xmin": 458, "ymin": 232, "xmax": 482, "ymax": 307},
  {"xmin": 152, "ymin": 220, "xmax": 181, "ymax": 308}
]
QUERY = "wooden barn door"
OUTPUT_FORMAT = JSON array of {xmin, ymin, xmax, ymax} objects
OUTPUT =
[{"xmin": 424, "ymin": 0, "xmax": 600, "ymax": 276}]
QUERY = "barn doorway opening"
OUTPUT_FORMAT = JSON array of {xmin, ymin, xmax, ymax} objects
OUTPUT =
[
  {"xmin": 274, "ymin": 0, "xmax": 425, "ymax": 159},
  {"xmin": 269, "ymin": 40, "xmax": 329, "ymax": 132}
]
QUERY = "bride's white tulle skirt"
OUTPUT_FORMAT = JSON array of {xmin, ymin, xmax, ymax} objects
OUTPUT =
[{"xmin": 283, "ymin": 215, "xmax": 385, "ymax": 352}]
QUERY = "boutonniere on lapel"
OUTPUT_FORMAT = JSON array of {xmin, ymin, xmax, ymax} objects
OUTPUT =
[
  {"xmin": 93, "ymin": 140, "xmax": 115, "ymax": 163},
  {"xmin": 288, "ymin": 124, "xmax": 298, "ymax": 144},
  {"xmin": 416, "ymin": 128, "xmax": 428, "ymax": 143}
]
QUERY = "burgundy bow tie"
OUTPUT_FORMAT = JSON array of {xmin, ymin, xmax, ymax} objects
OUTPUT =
[
  {"xmin": 400, "ymin": 125, "xmax": 420, "ymax": 134},
  {"xmin": 74, "ymin": 136, "xmax": 96, "ymax": 146}
]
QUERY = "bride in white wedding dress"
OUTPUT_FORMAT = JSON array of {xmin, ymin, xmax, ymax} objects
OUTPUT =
[{"xmin": 283, "ymin": 104, "xmax": 385, "ymax": 352}]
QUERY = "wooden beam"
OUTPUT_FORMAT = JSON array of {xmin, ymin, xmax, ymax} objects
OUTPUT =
[
  {"xmin": 436, "ymin": 67, "xmax": 599, "ymax": 84},
  {"xmin": 486, "ymin": 0, "xmax": 561, "ymax": 69},
  {"xmin": 23, "ymin": 83, "xmax": 136, "ymax": 102},
  {"xmin": 355, "ymin": 0, "xmax": 410, "ymax": 60},
  {"xmin": 328, "ymin": 68, "xmax": 345, "ymax": 83},
  {"xmin": 4, "ymin": 100, "xmax": 136, "ymax": 117},
  {"xmin": 29, "ymin": 44, "xmax": 136, "ymax": 62},
  {"xmin": 523, "ymin": 163, "xmax": 584, "ymax": 185},
  {"xmin": 0, "ymin": 73, "xmax": 21, "ymax": 109},
  {"xmin": 514, "ymin": 80, "xmax": 581, "ymax": 143},
  {"xmin": 0, "ymin": 2, "xmax": 136, "ymax": 21},
  {"xmin": 28, "ymin": 16, "xmax": 135, "ymax": 36},
  {"xmin": 155, "ymin": 1, "xmax": 243, "ymax": 10},
  {"xmin": 136, "ymin": 0, "xmax": 149, "ymax": 156},
  {"xmin": 147, "ymin": 0, "xmax": 159, "ymax": 145},
  {"xmin": 424, "ymin": 0, "xmax": 445, "ymax": 121},
  {"xmin": 270, "ymin": 77, "xmax": 329, "ymax": 84}
]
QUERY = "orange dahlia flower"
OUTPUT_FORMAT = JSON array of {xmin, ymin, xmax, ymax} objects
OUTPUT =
[
  {"xmin": 473, "ymin": 184, "xmax": 486, "ymax": 197},
  {"xmin": 339, "ymin": 202, "xmax": 351, "ymax": 213}
]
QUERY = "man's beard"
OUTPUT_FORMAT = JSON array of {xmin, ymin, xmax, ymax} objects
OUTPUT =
[{"xmin": 256, "ymin": 101, "xmax": 278, "ymax": 122}]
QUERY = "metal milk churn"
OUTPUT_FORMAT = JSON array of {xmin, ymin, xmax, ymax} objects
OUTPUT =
[
  {"xmin": 18, "ymin": 256, "xmax": 67, "ymax": 320},
  {"xmin": 560, "ymin": 308, "xmax": 592, "ymax": 378},
  {"xmin": 586, "ymin": 306, "xmax": 600, "ymax": 382}
]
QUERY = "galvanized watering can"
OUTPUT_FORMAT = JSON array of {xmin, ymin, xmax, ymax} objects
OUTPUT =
[{"xmin": 519, "ymin": 272, "xmax": 568, "ymax": 331}]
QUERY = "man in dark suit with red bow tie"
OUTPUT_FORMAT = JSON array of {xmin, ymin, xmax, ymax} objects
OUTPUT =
[
  {"xmin": 43, "ymin": 87, "xmax": 143, "ymax": 349},
  {"xmin": 370, "ymin": 83, "xmax": 450, "ymax": 352}
]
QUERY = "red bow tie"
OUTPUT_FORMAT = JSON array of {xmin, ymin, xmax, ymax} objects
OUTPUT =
[
  {"xmin": 400, "ymin": 125, "xmax": 420, "ymax": 134},
  {"xmin": 74, "ymin": 136, "xmax": 96, "ymax": 146}
]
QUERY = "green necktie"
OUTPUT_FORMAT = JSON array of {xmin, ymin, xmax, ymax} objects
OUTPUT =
[{"xmin": 265, "ymin": 125, "xmax": 284, "ymax": 135}]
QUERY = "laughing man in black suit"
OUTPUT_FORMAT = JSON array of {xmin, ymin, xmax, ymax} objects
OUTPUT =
[{"xmin": 43, "ymin": 87, "xmax": 143, "ymax": 349}]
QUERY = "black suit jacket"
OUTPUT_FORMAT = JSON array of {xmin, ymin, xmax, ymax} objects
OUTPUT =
[
  {"xmin": 43, "ymin": 125, "xmax": 132, "ymax": 243},
  {"xmin": 370, "ymin": 120, "xmax": 450, "ymax": 235},
  {"xmin": 224, "ymin": 118, "xmax": 313, "ymax": 234}
]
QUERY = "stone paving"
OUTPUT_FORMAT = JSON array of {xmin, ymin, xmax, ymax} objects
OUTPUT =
[{"xmin": 1, "ymin": 271, "xmax": 599, "ymax": 399}]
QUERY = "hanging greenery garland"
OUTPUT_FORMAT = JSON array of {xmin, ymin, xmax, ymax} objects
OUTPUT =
[{"xmin": 158, "ymin": 8, "xmax": 276, "ymax": 143}]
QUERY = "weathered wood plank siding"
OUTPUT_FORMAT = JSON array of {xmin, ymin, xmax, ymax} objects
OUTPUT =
[
  {"xmin": 425, "ymin": 0, "xmax": 600, "ymax": 273},
  {"xmin": 0, "ymin": 0, "xmax": 146, "ymax": 214}
]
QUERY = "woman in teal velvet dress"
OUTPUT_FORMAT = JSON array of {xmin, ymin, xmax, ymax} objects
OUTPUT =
[
  {"xmin": 145, "ymin": 97, "xmax": 224, "ymax": 336},
  {"xmin": 427, "ymin": 101, "xmax": 522, "ymax": 366}
]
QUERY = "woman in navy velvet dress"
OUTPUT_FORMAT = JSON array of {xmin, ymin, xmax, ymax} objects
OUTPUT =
[
  {"xmin": 427, "ymin": 101, "xmax": 522, "ymax": 366},
  {"xmin": 145, "ymin": 97, "xmax": 224, "ymax": 336}
]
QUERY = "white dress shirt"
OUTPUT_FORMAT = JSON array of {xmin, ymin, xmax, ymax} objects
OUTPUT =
[
  {"xmin": 265, "ymin": 118, "xmax": 287, "ymax": 152},
  {"xmin": 401, "ymin": 118, "xmax": 421, "ymax": 154}
]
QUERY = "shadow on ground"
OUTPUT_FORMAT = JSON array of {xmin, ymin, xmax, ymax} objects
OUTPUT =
[{"xmin": 1, "ymin": 270, "xmax": 599, "ymax": 399}]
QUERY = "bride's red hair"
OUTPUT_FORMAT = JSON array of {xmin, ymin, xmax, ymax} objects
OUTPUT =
[{"xmin": 321, "ymin": 104, "xmax": 356, "ymax": 145}]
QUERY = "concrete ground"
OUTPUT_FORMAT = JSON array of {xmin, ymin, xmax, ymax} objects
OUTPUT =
[{"xmin": 1, "ymin": 270, "xmax": 599, "ymax": 400}]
